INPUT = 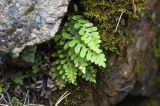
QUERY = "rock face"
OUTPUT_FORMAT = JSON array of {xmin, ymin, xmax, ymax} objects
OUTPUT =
[
  {"xmin": 93, "ymin": 0, "xmax": 160, "ymax": 106},
  {"xmin": 80, "ymin": 0, "xmax": 160, "ymax": 106},
  {"xmin": 0, "ymin": 0, "xmax": 70, "ymax": 58}
]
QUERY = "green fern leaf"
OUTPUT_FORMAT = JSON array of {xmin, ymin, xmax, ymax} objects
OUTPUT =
[
  {"xmin": 80, "ymin": 47, "xmax": 87, "ymax": 58},
  {"xmin": 62, "ymin": 32, "xmax": 72, "ymax": 39},
  {"xmin": 69, "ymin": 40, "xmax": 78, "ymax": 47},
  {"xmin": 74, "ymin": 23, "xmax": 82, "ymax": 29},
  {"xmin": 75, "ymin": 44, "xmax": 82, "ymax": 54},
  {"xmin": 79, "ymin": 28, "xmax": 86, "ymax": 35},
  {"xmin": 51, "ymin": 15, "xmax": 107, "ymax": 88},
  {"xmin": 72, "ymin": 15, "xmax": 83, "ymax": 20},
  {"xmin": 83, "ymin": 23, "xmax": 93, "ymax": 27},
  {"xmin": 86, "ymin": 51, "xmax": 92, "ymax": 61}
]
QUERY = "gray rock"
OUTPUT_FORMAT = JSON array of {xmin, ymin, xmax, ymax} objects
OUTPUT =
[{"xmin": 0, "ymin": 0, "xmax": 70, "ymax": 58}]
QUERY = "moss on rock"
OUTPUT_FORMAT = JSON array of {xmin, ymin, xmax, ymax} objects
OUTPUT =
[
  {"xmin": 26, "ymin": 5, "xmax": 35, "ymax": 13},
  {"xmin": 153, "ymin": 35, "xmax": 160, "ymax": 58},
  {"xmin": 80, "ymin": 0, "xmax": 144, "ymax": 54}
]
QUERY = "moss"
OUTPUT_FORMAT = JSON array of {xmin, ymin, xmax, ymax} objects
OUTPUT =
[
  {"xmin": 155, "ymin": 75, "xmax": 160, "ymax": 89},
  {"xmin": 140, "ymin": 98, "xmax": 159, "ymax": 106},
  {"xmin": 135, "ymin": 60, "xmax": 144, "ymax": 78},
  {"xmin": 52, "ymin": 81, "xmax": 94, "ymax": 106},
  {"xmin": 153, "ymin": 35, "xmax": 160, "ymax": 58},
  {"xmin": 80, "ymin": 0, "xmax": 144, "ymax": 55},
  {"xmin": 26, "ymin": 5, "xmax": 35, "ymax": 13},
  {"xmin": 14, "ymin": 37, "xmax": 21, "ymax": 46},
  {"xmin": 6, "ymin": 27, "xmax": 17, "ymax": 33}
]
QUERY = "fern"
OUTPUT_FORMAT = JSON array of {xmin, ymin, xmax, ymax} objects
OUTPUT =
[
  {"xmin": 52, "ymin": 15, "xmax": 106, "ymax": 88},
  {"xmin": 32, "ymin": 54, "xmax": 44, "ymax": 73}
]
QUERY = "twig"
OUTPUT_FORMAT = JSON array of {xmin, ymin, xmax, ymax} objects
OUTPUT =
[
  {"xmin": 114, "ymin": 10, "xmax": 126, "ymax": 33},
  {"xmin": 23, "ymin": 90, "xmax": 29, "ymax": 105},
  {"xmin": 24, "ymin": 104, "xmax": 44, "ymax": 106},
  {"xmin": 0, "ymin": 96, "xmax": 3, "ymax": 101},
  {"xmin": 132, "ymin": 0, "xmax": 137, "ymax": 15},
  {"xmin": 31, "ymin": 91, "xmax": 37, "ymax": 104},
  {"xmin": 0, "ymin": 95, "xmax": 8, "ymax": 104},
  {"xmin": 116, "ymin": 85, "xmax": 133, "ymax": 92},
  {"xmin": 29, "ymin": 104, "xmax": 44, "ymax": 106},
  {"xmin": 28, "ymin": 92, "xmax": 30, "ymax": 106},
  {"xmin": 0, "ymin": 54, "xmax": 4, "ymax": 64},
  {"xmin": 6, "ymin": 92, "xmax": 12, "ymax": 106},
  {"xmin": 0, "ymin": 104, "xmax": 8, "ymax": 106},
  {"xmin": 55, "ymin": 91, "xmax": 71, "ymax": 106}
]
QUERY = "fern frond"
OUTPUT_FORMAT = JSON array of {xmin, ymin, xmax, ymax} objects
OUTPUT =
[{"xmin": 51, "ymin": 15, "xmax": 107, "ymax": 88}]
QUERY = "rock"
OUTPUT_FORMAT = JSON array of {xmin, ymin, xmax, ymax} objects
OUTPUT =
[
  {"xmin": 79, "ymin": 0, "xmax": 160, "ymax": 106},
  {"xmin": 93, "ymin": 0, "xmax": 160, "ymax": 105},
  {"xmin": 0, "ymin": 0, "xmax": 70, "ymax": 58}
]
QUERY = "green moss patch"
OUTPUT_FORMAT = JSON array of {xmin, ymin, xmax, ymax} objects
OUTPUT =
[{"xmin": 80, "ymin": 0, "xmax": 144, "ymax": 54}]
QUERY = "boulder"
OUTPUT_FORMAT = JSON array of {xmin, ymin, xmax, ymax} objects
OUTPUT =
[{"xmin": 0, "ymin": 0, "xmax": 70, "ymax": 58}]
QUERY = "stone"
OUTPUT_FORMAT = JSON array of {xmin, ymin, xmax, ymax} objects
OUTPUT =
[{"xmin": 0, "ymin": 0, "xmax": 70, "ymax": 58}]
